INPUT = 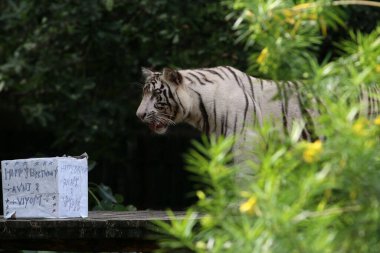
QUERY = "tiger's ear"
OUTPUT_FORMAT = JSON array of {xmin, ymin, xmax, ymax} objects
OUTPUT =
[
  {"xmin": 141, "ymin": 67, "xmax": 154, "ymax": 80},
  {"xmin": 162, "ymin": 68, "xmax": 183, "ymax": 85}
]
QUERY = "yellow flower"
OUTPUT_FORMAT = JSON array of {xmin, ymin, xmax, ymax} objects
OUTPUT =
[
  {"xmin": 245, "ymin": 10, "xmax": 254, "ymax": 18},
  {"xmin": 352, "ymin": 118, "xmax": 368, "ymax": 136},
  {"xmin": 196, "ymin": 190, "xmax": 206, "ymax": 200},
  {"xmin": 239, "ymin": 196, "xmax": 257, "ymax": 216},
  {"xmin": 257, "ymin": 47, "xmax": 269, "ymax": 64},
  {"xmin": 283, "ymin": 9, "xmax": 295, "ymax": 24},
  {"xmin": 303, "ymin": 140, "xmax": 323, "ymax": 163},
  {"xmin": 200, "ymin": 214, "xmax": 214, "ymax": 228},
  {"xmin": 374, "ymin": 116, "xmax": 380, "ymax": 126},
  {"xmin": 195, "ymin": 241, "xmax": 207, "ymax": 249},
  {"xmin": 283, "ymin": 9, "xmax": 293, "ymax": 18},
  {"xmin": 376, "ymin": 64, "xmax": 380, "ymax": 73}
]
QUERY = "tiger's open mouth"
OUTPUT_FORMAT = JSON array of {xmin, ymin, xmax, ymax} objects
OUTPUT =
[{"xmin": 148, "ymin": 122, "xmax": 168, "ymax": 134}]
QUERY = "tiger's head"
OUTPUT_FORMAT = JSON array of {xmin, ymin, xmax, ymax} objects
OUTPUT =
[{"xmin": 136, "ymin": 67, "xmax": 184, "ymax": 134}]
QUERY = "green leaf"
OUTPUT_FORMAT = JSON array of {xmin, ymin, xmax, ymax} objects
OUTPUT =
[
  {"xmin": 103, "ymin": 0, "xmax": 114, "ymax": 12},
  {"xmin": 96, "ymin": 183, "xmax": 117, "ymax": 203}
]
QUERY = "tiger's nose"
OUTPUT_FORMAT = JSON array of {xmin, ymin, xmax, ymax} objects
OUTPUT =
[{"xmin": 136, "ymin": 111, "xmax": 146, "ymax": 121}]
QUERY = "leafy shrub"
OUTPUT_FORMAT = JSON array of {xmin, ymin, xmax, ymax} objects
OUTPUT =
[{"xmin": 154, "ymin": 1, "xmax": 380, "ymax": 252}]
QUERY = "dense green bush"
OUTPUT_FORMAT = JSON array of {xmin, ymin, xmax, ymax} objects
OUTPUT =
[
  {"xmin": 0, "ymin": 0, "xmax": 247, "ymax": 208},
  {"xmin": 154, "ymin": 1, "xmax": 380, "ymax": 252}
]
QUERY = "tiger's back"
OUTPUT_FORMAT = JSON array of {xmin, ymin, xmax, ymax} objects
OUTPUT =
[{"xmin": 136, "ymin": 66, "xmax": 379, "ymax": 142}]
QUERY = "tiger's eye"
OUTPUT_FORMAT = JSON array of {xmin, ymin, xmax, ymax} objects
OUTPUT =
[{"xmin": 153, "ymin": 89, "xmax": 162, "ymax": 96}]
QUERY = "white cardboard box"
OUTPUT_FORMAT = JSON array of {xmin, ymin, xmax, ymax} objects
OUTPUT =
[{"xmin": 1, "ymin": 156, "xmax": 88, "ymax": 219}]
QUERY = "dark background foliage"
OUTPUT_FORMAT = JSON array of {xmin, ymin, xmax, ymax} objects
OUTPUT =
[
  {"xmin": 0, "ymin": 0, "xmax": 247, "ymax": 210},
  {"xmin": 0, "ymin": 0, "xmax": 378, "ymax": 211}
]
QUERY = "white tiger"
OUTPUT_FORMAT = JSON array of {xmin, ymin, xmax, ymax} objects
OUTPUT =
[
  {"xmin": 136, "ymin": 66, "xmax": 380, "ymax": 148},
  {"xmin": 136, "ymin": 66, "xmax": 317, "ymax": 140}
]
